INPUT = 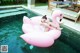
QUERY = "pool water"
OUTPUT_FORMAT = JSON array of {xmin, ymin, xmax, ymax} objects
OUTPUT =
[{"xmin": 0, "ymin": 8, "xmax": 80, "ymax": 53}]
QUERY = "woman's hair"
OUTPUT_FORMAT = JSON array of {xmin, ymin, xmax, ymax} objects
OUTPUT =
[{"xmin": 42, "ymin": 15, "xmax": 47, "ymax": 20}]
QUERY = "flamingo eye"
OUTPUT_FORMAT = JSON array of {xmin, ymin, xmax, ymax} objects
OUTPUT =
[{"xmin": 60, "ymin": 14, "xmax": 62, "ymax": 16}]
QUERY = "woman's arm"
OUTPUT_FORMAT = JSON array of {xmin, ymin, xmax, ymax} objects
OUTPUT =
[
  {"xmin": 49, "ymin": 22, "xmax": 62, "ymax": 30},
  {"xmin": 48, "ymin": 22, "xmax": 57, "ymax": 29},
  {"xmin": 40, "ymin": 22, "xmax": 53, "ymax": 29}
]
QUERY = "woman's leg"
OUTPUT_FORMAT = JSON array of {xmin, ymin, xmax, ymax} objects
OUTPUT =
[{"xmin": 44, "ymin": 27, "xmax": 50, "ymax": 32}]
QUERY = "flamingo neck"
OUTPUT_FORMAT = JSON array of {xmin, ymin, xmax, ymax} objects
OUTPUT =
[
  {"xmin": 52, "ymin": 17, "xmax": 58, "ymax": 24},
  {"xmin": 52, "ymin": 17, "xmax": 60, "ymax": 28}
]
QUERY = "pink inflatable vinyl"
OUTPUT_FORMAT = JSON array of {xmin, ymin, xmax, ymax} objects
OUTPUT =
[
  {"xmin": 20, "ymin": 10, "xmax": 63, "ymax": 47},
  {"xmin": 20, "ymin": 32, "xmax": 54, "ymax": 47}
]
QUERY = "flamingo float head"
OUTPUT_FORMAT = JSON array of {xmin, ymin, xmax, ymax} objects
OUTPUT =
[{"xmin": 52, "ymin": 10, "xmax": 63, "ymax": 22}]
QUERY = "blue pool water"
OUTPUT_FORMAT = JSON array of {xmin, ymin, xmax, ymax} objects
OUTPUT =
[{"xmin": 0, "ymin": 7, "xmax": 80, "ymax": 53}]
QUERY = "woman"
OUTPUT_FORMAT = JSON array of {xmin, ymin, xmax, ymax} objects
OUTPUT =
[{"xmin": 40, "ymin": 15, "xmax": 62, "ymax": 32}]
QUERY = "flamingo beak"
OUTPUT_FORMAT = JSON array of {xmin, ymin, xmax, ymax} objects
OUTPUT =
[
  {"xmin": 60, "ymin": 14, "xmax": 63, "ymax": 22},
  {"xmin": 60, "ymin": 19, "xmax": 62, "ymax": 22}
]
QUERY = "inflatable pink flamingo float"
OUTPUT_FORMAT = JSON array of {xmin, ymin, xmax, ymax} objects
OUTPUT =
[{"xmin": 20, "ymin": 10, "xmax": 63, "ymax": 47}]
